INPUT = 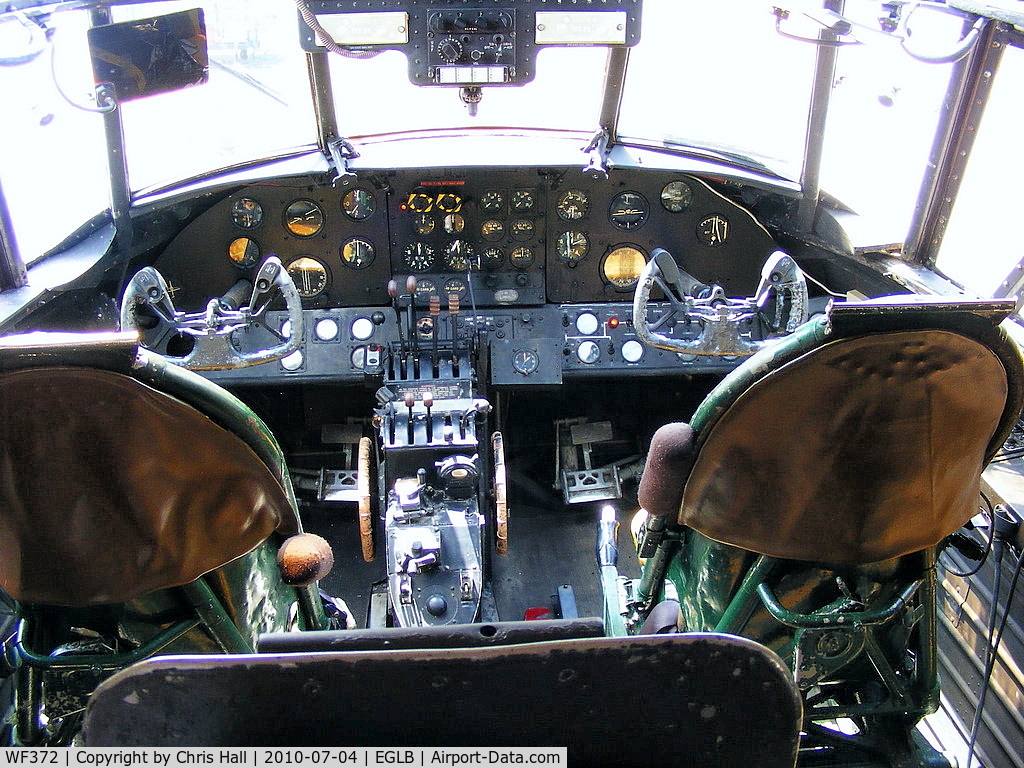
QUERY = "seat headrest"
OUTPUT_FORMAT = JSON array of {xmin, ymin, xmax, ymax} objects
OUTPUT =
[
  {"xmin": 680, "ymin": 329, "xmax": 1011, "ymax": 564},
  {"xmin": 0, "ymin": 365, "xmax": 292, "ymax": 605}
]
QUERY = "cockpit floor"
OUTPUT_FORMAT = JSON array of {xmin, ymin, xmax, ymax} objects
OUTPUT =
[{"xmin": 302, "ymin": 494, "xmax": 641, "ymax": 628}]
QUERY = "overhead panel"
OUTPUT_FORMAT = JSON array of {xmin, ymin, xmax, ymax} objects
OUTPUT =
[{"xmin": 298, "ymin": 0, "xmax": 643, "ymax": 87}]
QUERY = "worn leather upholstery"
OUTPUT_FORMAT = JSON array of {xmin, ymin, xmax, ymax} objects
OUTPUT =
[
  {"xmin": 640, "ymin": 300, "xmax": 1024, "ymax": 565},
  {"xmin": 0, "ymin": 333, "xmax": 295, "ymax": 606}
]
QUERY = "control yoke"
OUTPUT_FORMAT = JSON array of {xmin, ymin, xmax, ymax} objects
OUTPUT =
[
  {"xmin": 632, "ymin": 248, "xmax": 809, "ymax": 357},
  {"xmin": 120, "ymin": 256, "xmax": 304, "ymax": 370}
]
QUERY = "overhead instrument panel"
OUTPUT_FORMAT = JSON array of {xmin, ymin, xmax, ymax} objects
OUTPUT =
[{"xmin": 297, "ymin": 0, "xmax": 643, "ymax": 87}]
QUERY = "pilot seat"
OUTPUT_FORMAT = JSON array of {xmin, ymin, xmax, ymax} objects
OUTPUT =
[{"xmin": 630, "ymin": 297, "xmax": 1024, "ymax": 767}]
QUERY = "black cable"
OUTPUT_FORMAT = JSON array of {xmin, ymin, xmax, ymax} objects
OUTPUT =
[
  {"xmin": 939, "ymin": 493, "xmax": 994, "ymax": 579},
  {"xmin": 965, "ymin": 544, "xmax": 1024, "ymax": 768}
]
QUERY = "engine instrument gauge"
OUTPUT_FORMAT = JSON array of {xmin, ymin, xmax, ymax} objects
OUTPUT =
[
  {"xmin": 443, "ymin": 277, "xmax": 467, "ymax": 297},
  {"xmin": 697, "ymin": 214, "xmax": 729, "ymax": 246},
  {"xmin": 510, "ymin": 246, "xmax": 535, "ymax": 268},
  {"xmin": 435, "ymin": 192, "xmax": 463, "ymax": 213},
  {"xmin": 443, "ymin": 213, "xmax": 465, "ymax": 234},
  {"xmin": 556, "ymin": 231, "xmax": 589, "ymax": 266},
  {"xmin": 510, "ymin": 189, "xmax": 535, "ymax": 212},
  {"xmin": 556, "ymin": 189, "xmax": 589, "ymax": 221},
  {"xmin": 608, "ymin": 192, "xmax": 649, "ymax": 231},
  {"xmin": 406, "ymin": 192, "xmax": 434, "ymax": 213},
  {"xmin": 231, "ymin": 198, "xmax": 263, "ymax": 229},
  {"xmin": 287, "ymin": 256, "xmax": 329, "ymax": 298},
  {"xmin": 403, "ymin": 242, "xmax": 436, "ymax": 271},
  {"xmin": 227, "ymin": 237, "xmax": 261, "ymax": 268},
  {"xmin": 413, "ymin": 214, "xmax": 435, "ymax": 235},
  {"xmin": 341, "ymin": 238, "xmax": 375, "ymax": 269},
  {"xmin": 510, "ymin": 219, "xmax": 534, "ymax": 241},
  {"xmin": 481, "ymin": 219, "xmax": 505, "ymax": 241},
  {"xmin": 414, "ymin": 278, "xmax": 437, "ymax": 304},
  {"xmin": 342, "ymin": 188, "xmax": 375, "ymax": 220},
  {"xmin": 444, "ymin": 240, "xmax": 475, "ymax": 270},
  {"xmin": 661, "ymin": 181, "xmax": 693, "ymax": 212},
  {"xmin": 602, "ymin": 245, "xmax": 647, "ymax": 289},
  {"xmin": 482, "ymin": 247, "xmax": 505, "ymax": 269},
  {"xmin": 480, "ymin": 190, "xmax": 505, "ymax": 212},
  {"xmin": 284, "ymin": 200, "xmax": 324, "ymax": 237}
]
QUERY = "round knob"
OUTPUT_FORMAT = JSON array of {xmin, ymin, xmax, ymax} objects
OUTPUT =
[
  {"xmin": 438, "ymin": 37, "xmax": 462, "ymax": 63},
  {"xmin": 426, "ymin": 594, "xmax": 448, "ymax": 616},
  {"xmin": 622, "ymin": 339, "xmax": 644, "ymax": 363},
  {"xmin": 577, "ymin": 340, "xmax": 600, "ymax": 364}
]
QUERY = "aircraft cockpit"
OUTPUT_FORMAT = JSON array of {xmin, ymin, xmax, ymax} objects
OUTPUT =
[{"xmin": 2, "ymin": 1, "xmax": 1024, "ymax": 764}]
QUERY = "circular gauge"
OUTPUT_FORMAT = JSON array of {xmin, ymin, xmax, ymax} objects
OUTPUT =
[
  {"xmin": 351, "ymin": 346, "xmax": 367, "ymax": 370},
  {"xmin": 512, "ymin": 348, "xmax": 539, "ymax": 376},
  {"xmin": 444, "ymin": 240, "xmax": 475, "ymax": 270},
  {"xmin": 435, "ymin": 192, "xmax": 463, "ymax": 213},
  {"xmin": 406, "ymin": 191, "xmax": 434, "ymax": 213},
  {"xmin": 231, "ymin": 198, "xmax": 263, "ymax": 229},
  {"xmin": 510, "ymin": 246, "xmax": 535, "ymax": 268},
  {"xmin": 403, "ymin": 242, "xmax": 436, "ymax": 271},
  {"xmin": 661, "ymin": 181, "xmax": 694, "ymax": 212},
  {"xmin": 602, "ymin": 245, "xmax": 647, "ymax": 290},
  {"xmin": 443, "ymin": 277, "xmax": 467, "ymax": 297},
  {"xmin": 482, "ymin": 247, "xmax": 505, "ymax": 269},
  {"xmin": 480, "ymin": 190, "xmax": 504, "ymax": 212},
  {"xmin": 342, "ymin": 188, "xmax": 375, "ymax": 221},
  {"xmin": 510, "ymin": 189, "xmax": 535, "ymax": 212},
  {"xmin": 341, "ymin": 237, "xmax": 375, "ymax": 269},
  {"xmin": 556, "ymin": 189, "xmax": 589, "ymax": 221},
  {"xmin": 443, "ymin": 213, "xmax": 465, "ymax": 234},
  {"xmin": 608, "ymin": 192, "xmax": 649, "ymax": 231},
  {"xmin": 481, "ymin": 219, "xmax": 505, "ymax": 242},
  {"xmin": 510, "ymin": 219, "xmax": 534, "ymax": 241},
  {"xmin": 413, "ymin": 213, "xmax": 435, "ymax": 235},
  {"xmin": 287, "ymin": 256, "xmax": 329, "ymax": 298},
  {"xmin": 227, "ymin": 237, "xmax": 261, "ymax": 268},
  {"xmin": 284, "ymin": 199, "xmax": 324, "ymax": 237},
  {"xmin": 556, "ymin": 231, "xmax": 589, "ymax": 266},
  {"xmin": 697, "ymin": 214, "xmax": 729, "ymax": 246},
  {"xmin": 414, "ymin": 278, "xmax": 436, "ymax": 304}
]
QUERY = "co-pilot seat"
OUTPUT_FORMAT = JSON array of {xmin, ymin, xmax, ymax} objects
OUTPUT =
[
  {"xmin": 0, "ymin": 331, "xmax": 330, "ymax": 742},
  {"xmin": 634, "ymin": 297, "xmax": 1024, "ymax": 759}
]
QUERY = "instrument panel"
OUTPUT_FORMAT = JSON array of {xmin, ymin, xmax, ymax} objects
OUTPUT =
[{"xmin": 153, "ymin": 167, "xmax": 780, "ymax": 313}]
